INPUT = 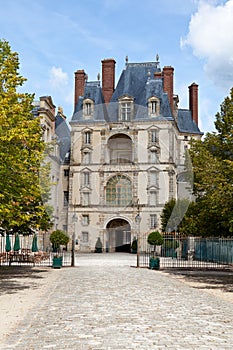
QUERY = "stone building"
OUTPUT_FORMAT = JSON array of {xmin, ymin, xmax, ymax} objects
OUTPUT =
[
  {"xmin": 62, "ymin": 56, "xmax": 203, "ymax": 253},
  {"xmin": 32, "ymin": 96, "xmax": 70, "ymax": 249}
]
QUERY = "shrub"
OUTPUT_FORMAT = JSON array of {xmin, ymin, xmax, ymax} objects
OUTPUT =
[
  {"xmin": 95, "ymin": 237, "xmax": 103, "ymax": 253},
  {"xmin": 131, "ymin": 236, "xmax": 137, "ymax": 253},
  {"xmin": 147, "ymin": 231, "xmax": 164, "ymax": 246},
  {"xmin": 50, "ymin": 230, "xmax": 70, "ymax": 252},
  {"xmin": 147, "ymin": 231, "xmax": 164, "ymax": 256}
]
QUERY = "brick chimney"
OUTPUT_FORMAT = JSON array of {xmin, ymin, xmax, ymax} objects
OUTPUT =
[
  {"xmin": 189, "ymin": 83, "xmax": 198, "ymax": 125},
  {"xmin": 102, "ymin": 58, "xmax": 116, "ymax": 103},
  {"xmin": 154, "ymin": 71, "xmax": 162, "ymax": 79},
  {"xmin": 163, "ymin": 66, "xmax": 174, "ymax": 115},
  {"xmin": 74, "ymin": 70, "xmax": 86, "ymax": 109}
]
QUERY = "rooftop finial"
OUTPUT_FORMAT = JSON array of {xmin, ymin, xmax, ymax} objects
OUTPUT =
[
  {"xmin": 147, "ymin": 70, "xmax": 151, "ymax": 81},
  {"xmin": 58, "ymin": 106, "xmax": 63, "ymax": 114},
  {"xmin": 125, "ymin": 55, "xmax": 128, "ymax": 66},
  {"xmin": 155, "ymin": 54, "xmax": 160, "ymax": 68},
  {"xmin": 97, "ymin": 72, "xmax": 100, "ymax": 81}
]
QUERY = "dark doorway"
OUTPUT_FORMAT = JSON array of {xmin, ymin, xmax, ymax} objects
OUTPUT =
[{"xmin": 106, "ymin": 219, "xmax": 131, "ymax": 252}]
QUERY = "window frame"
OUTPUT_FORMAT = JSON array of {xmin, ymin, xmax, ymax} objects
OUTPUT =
[
  {"xmin": 83, "ymin": 98, "xmax": 94, "ymax": 118},
  {"xmin": 148, "ymin": 96, "xmax": 160, "ymax": 117},
  {"xmin": 118, "ymin": 95, "xmax": 134, "ymax": 122},
  {"xmin": 106, "ymin": 175, "xmax": 132, "ymax": 207},
  {"xmin": 150, "ymin": 214, "xmax": 157, "ymax": 229}
]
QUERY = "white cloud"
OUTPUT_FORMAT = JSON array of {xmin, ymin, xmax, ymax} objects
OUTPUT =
[
  {"xmin": 181, "ymin": 0, "xmax": 233, "ymax": 90},
  {"xmin": 49, "ymin": 66, "xmax": 68, "ymax": 89}
]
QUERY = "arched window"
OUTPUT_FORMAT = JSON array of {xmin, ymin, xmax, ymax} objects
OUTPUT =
[
  {"xmin": 108, "ymin": 134, "xmax": 133, "ymax": 164},
  {"xmin": 106, "ymin": 175, "xmax": 132, "ymax": 207}
]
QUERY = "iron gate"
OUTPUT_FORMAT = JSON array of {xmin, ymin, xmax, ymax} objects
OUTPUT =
[{"xmin": 139, "ymin": 233, "xmax": 233, "ymax": 269}]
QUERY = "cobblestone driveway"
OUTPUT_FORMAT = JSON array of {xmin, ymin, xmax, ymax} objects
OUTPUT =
[{"xmin": 2, "ymin": 253, "xmax": 233, "ymax": 349}]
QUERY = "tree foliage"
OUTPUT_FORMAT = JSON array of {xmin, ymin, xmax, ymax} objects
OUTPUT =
[
  {"xmin": 50, "ymin": 230, "xmax": 70, "ymax": 249},
  {"xmin": 0, "ymin": 40, "xmax": 52, "ymax": 232},
  {"xmin": 147, "ymin": 231, "xmax": 164, "ymax": 246},
  {"xmin": 160, "ymin": 198, "xmax": 191, "ymax": 234},
  {"xmin": 160, "ymin": 89, "xmax": 233, "ymax": 237},
  {"xmin": 187, "ymin": 88, "xmax": 233, "ymax": 236}
]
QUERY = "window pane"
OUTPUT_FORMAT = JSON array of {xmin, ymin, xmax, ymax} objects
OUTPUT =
[
  {"xmin": 84, "ymin": 172, "xmax": 90, "ymax": 186},
  {"xmin": 150, "ymin": 215, "xmax": 157, "ymax": 228},
  {"xmin": 121, "ymin": 103, "xmax": 131, "ymax": 121},
  {"xmin": 84, "ymin": 132, "xmax": 91, "ymax": 144},
  {"xmin": 63, "ymin": 191, "xmax": 69, "ymax": 207},
  {"xmin": 151, "ymin": 130, "xmax": 157, "ymax": 142},
  {"xmin": 150, "ymin": 171, "xmax": 157, "ymax": 185},
  {"xmin": 150, "ymin": 192, "xmax": 157, "ymax": 205},
  {"xmin": 106, "ymin": 175, "xmax": 132, "ymax": 206},
  {"xmin": 151, "ymin": 151, "xmax": 157, "ymax": 163},
  {"xmin": 82, "ymin": 232, "xmax": 89, "ymax": 242},
  {"xmin": 82, "ymin": 215, "xmax": 89, "ymax": 225},
  {"xmin": 83, "ymin": 193, "xmax": 89, "ymax": 206}
]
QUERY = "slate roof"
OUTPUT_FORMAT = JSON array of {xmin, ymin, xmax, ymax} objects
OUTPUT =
[
  {"xmin": 71, "ymin": 60, "xmax": 202, "ymax": 134},
  {"xmin": 72, "ymin": 81, "xmax": 106, "ymax": 123},
  {"xmin": 55, "ymin": 113, "xmax": 71, "ymax": 163},
  {"xmin": 108, "ymin": 62, "xmax": 172, "ymax": 121},
  {"xmin": 177, "ymin": 109, "xmax": 202, "ymax": 134}
]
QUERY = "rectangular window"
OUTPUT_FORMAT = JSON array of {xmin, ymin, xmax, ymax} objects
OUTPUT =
[
  {"xmin": 84, "ymin": 131, "xmax": 91, "ymax": 144},
  {"xmin": 121, "ymin": 103, "xmax": 131, "ymax": 121},
  {"xmin": 82, "ymin": 232, "xmax": 89, "ymax": 242},
  {"xmin": 82, "ymin": 214, "xmax": 89, "ymax": 226},
  {"xmin": 83, "ymin": 151, "xmax": 91, "ymax": 164},
  {"xmin": 150, "ymin": 171, "xmax": 157, "ymax": 185},
  {"xmin": 64, "ymin": 169, "xmax": 69, "ymax": 177},
  {"xmin": 82, "ymin": 192, "xmax": 90, "ymax": 206},
  {"xmin": 150, "ymin": 215, "xmax": 157, "ymax": 229},
  {"xmin": 63, "ymin": 191, "xmax": 69, "ymax": 207},
  {"xmin": 150, "ymin": 191, "xmax": 157, "ymax": 206},
  {"xmin": 83, "ymin": 172, "xmax": 90, "ymax": 186},
  {"xmin": 63, "ymin": 225, "xmax": 68, "ymax": 232},
  {"xmin": 85, "ymin": 103, "xmax": 91, "ymax": 115},
  {"xmin": 150, "ymin": 151, "xmax": 157, "ymax": 163},
  {"xmin": 151, "ymin": 101, "xmax": 157, "ymax": 114},
  {"xmin": 151, "ymin": 130, "xmax": 157, "ymax": 143}
]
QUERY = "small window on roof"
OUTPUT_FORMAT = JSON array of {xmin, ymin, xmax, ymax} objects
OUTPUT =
[
  {"xmin": 148, "ymin": 96, "xmax": 160, "ymax": 117},
  {"xmin": 118, "ymin": 95, "xmax": 134, "ymax": 121},
  {"xmin": 83, "ymin": 99, "xmax": 94, "ymax": 119}
]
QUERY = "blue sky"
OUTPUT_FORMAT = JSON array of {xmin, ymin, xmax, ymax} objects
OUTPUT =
[{"xmin": 1, "ymin": 0, "xmax": 233, "ymax": 133}]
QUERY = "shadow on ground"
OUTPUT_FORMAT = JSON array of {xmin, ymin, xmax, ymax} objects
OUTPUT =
[
  {"xmin": 164, "ymin": 269, "xmax": 233, "ymax": 293},
  {"xmin": 0, "ymin": 267, "xmax": 49, "ymax": 295}
]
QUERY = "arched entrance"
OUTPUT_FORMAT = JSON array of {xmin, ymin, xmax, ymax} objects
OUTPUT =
[{"xmin": 106, "ymin": 219, "xmax": 131, "ymax": 252}]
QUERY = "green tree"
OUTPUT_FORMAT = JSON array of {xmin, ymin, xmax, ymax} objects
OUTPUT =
[
  {"xmin": 188, "ymin": 88, "xmax": 233, "ymax": 236},
  {"xmin": 50, "ymin": 230, "xmax": 70, "ymax": 252},
  {"xmin": 0, "ymin": 40, "xmax": 52, "ymax": 232},
  {"xmin": 160, "ymin": 198, "xmax": 191, "ymax": 233},
  {"xmin": 147, "ymin": 231, "xmax": 164, "ymax": 249}
]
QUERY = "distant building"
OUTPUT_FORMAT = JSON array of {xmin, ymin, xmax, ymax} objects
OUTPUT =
[
  {"xmin": 32, "ymin": 97, "xmax": 70, "ymax": 249},
  {"xmin": 36, "ymin": 56, "xmax": 203, "ymax": 253},
  {"xmin": 63, "ymin": 56, "xmax": 203, "ymax": 253}
]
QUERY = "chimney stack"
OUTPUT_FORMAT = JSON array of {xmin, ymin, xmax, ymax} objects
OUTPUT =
[
  {"xmin": 189, "ymin": 83, "xmax": 198, "ymax": 125},
  {"xmin": 154, "ymin": 71, "xmax": 162, "ymax": 79},
  {"xmin": 74, "ymin": 70, "xmax": 86, "ymax": 110},
  {"xmin": 163, "ymin": 66, "xmax": 174, "ymax": 115},
  {"xmin": 102, "ymin": 58, "xmax": 116, "ymax": 104}
]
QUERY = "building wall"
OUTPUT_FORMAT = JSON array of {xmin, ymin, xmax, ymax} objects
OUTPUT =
[{"xmin": 67, "ymin": 117, "xmax": 200, "ymax": 252}]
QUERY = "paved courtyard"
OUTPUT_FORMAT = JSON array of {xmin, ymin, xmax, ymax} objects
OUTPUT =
[{"xmin": 1, "ymin": 253, "xmax": 233, "ymax": 349}]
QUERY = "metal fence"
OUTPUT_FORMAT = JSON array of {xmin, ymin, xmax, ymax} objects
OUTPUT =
[
  {"xmin": 0, "ymin": 234, "xmax": 72, "ymax": 267},
  {"xmin": 0, "ymin": 251, "xmax": 72, "ymax": 267},
  {"xmin": 139, "ymin": 234, "xmax": 233, "ymax": 269}
]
